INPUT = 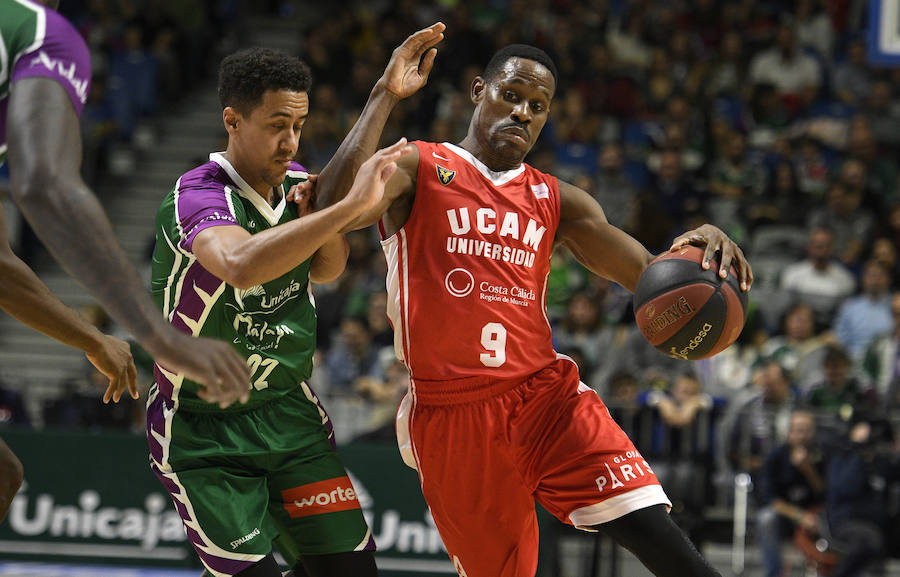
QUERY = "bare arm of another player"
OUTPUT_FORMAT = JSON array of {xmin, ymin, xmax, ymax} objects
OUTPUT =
[
  {"xmin": 6, "ymin": 77, "xmax": 250, "ymax": 408},
  {"xmin": 557, "ymin": 181, "xmax": 753, "ymax": 292},
  {"xmin": 0, "ymin": 204, "xmax": 137, "ymax": 403},
  {"xmin": 193, "ymin": 141, "xmax": 410, "ymax": 289},
  {"xmin": 293, "ymin": 24, "xmax": 442, "ymax": 214},
  {"xmin": 286, "ymin": 178, "xmax": 351, "ymax": 284}
]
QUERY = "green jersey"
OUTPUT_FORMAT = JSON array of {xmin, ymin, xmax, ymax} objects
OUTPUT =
[
  {"xmin": 1, "ymin": 0, "xmax": 91, "ymax": 165},
  {"xmin": 151, "ymin": 152, "xmax": 316, "ymax": 412}
]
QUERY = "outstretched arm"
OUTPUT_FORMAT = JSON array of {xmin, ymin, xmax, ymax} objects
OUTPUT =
[
  {"xmin": 557, "ymin": 181, "xmax": 653, "ymax": 292},
  {"xmin": 7, "ymin": 77, "xmax": 250, "ymax": 408},
  {"xmin": 194, "ymin": 141, "xmax": 410, "ymax": 288},
  {"xmin": 557, "ymin": 181, "xmax": 753, "ymax": 292},
  {"xmin": 309, "ymin": 23, "xmax": 443, "ymax": 210},
  {"xmin": 0, "ymin": 204, "xmax": 137, "ymax": 402}
]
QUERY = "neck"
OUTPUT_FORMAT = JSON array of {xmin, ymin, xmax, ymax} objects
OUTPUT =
[
  {"xmin": 458, "ymin": 134, "xmax": 524, "ymax": 173},
  {"xmin": 222, "ymin": 149, "xmax": 272, "ymax": 200}
]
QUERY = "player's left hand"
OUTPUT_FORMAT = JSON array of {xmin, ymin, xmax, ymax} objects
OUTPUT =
[
  {"xmin": 286, "ymin": 174, "xmax": 317, "ymax": 216},
  {"xmin": 378, "ymin": 22, "xmax": 445, "ymax": 99},
  {"xmin": 86, "ymin": 335, "xmax": 139, "ymax": 403},
  {"xmin": 670, "ymin": 224, "xmax": 753, "ymax": 291}
]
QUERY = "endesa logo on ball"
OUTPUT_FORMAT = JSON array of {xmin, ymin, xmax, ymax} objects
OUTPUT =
[{"xmin": 282, "ymin": 476, "xmax": 361, "ymax": 518}]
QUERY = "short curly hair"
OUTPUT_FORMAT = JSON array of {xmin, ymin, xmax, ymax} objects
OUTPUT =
[
  {"xmin": 217, "ymin": 48, "xmax": 312, "ymax": 114},
  {"xmin": 483, "ymin": 44, "xmax": 558, "ymax": 88}
]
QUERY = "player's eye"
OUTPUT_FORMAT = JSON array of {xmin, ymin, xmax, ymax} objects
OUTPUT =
[
  {"xmin": 531, "ymin": 101, "xmax": 545, "ymax": 112},
  {"xmin": 504, "ymin": 90, "xmax": 519, "ymax": 102}
]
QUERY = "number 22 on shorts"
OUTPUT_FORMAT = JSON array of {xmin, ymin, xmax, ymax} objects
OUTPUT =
[{"xmin": 479, "ymin": 322, "xmax": 507, "ymax": 367}]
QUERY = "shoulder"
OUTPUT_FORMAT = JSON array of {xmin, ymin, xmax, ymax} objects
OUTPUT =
[
  {"xmin": 10, "ymin": 6, "xmax": 91, "ymax": 111},
  {"xmin": 178, "ymin": 161, "xmax": 231, "ymax": 195}
]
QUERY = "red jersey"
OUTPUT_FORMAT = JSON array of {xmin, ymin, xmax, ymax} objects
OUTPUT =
[{"xmin": 380, "ymin": 141, "xmax": 560, "ymax": 382}]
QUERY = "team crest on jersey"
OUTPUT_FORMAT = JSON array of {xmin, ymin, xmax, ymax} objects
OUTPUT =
[{"xmin": 435, "ymin": 164, "xmax": 456, "ymax": 185}]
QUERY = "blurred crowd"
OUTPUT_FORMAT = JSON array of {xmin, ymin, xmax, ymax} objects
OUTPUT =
[{"xmin": 2, "ymin": 0, "xmax": 900, "ymax": 573}]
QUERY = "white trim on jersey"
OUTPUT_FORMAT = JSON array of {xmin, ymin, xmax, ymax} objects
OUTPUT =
[
  {"xmin": 568, "ymin": 485, "xmax": 672, "ymax": 530},
  {"xmin": 442, "ymin": 142, "xmax": 526, "ymax": 186},
  {"xmin": 209, "ymin": 152, "xmax": 285, "ymax": 225},
  {"xmin": 0, "ymin": 29, "xmax": 9, "ymax": 92},
  {"xmin": 353, "ymin": 527, "xmax": 372, "ymax": 552},
  {"xmin": 151, "ymin": 465, "xmax": 266, "ymax": 572},
  {"xmin": 9, "ymin": 0, "xmax": 46, "ymax": 72}
]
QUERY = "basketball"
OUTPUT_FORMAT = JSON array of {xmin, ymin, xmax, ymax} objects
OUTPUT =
[{"xmin": 633, "ymin": 245, "xmax": 748, "ymax": 361}]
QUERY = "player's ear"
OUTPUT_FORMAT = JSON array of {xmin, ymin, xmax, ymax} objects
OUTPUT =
[
  {"xmin": 223, "ymin": 107, "xmax": 240, "ymax": 134},
  {"xmin": 471, "ymin": 76, "xmax": 486, "ymax": 104}
]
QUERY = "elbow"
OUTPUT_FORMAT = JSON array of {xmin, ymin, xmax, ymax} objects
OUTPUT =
[
  {"xmin": 9, "ymin": 166, "xmax": 65, "ymax": 211},
  {"xmin": 226, "ymin": 267, "xmax": 258, "ymax": 291},
  {"xmin": 218, "ymin": 255, "xmax": 258, "ymax": 290},
  {"xmin": 309, "ymin": 264, "xmax": 346, "ymax": 285}
]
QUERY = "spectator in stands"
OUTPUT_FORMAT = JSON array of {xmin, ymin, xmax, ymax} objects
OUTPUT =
[
  {"xmin": 615, "ymin": 325, "xmax": 696, "ymax": 393},
  {"xmin": 825, "ymin": 412, "xmax": 900, "ymax": 577},
  {"xmin": 864, "ymin": 80, "xmax": 900, "ymax": 151},
  {"xmin": 831, "ymin": 38, "xmax": 873, "ymax": 106},
  {"xmin": 591, "ymin": 142, "xmax": 639, "ymax": 232},
  {"xmin": 869, "ymin": 236, "xmax": 900, "ymax": 286},
  {"xmin": 365, "ymin": 291, "xmax": 393, "ymax": 349},
  {"xmin": 862, "ymin": 291, "xmax": 900, "ymax": 407},
  {"xmin": 748, "ymin": 160, "xmax": 802, "ymax": 229},
  {"xmin": 718, "ymin": 359, "xmax": 796, "ymax": 477},
  {"xmin": 757, "ymin": 302, "xmax": 832, "ymax": 390},
  {"xmin": 781, "ymin": 227, "xmax": 856, "ymax": 327},
  {"xmin": 322, "ymin": 316, "xmax": 381, "ymax": 397},
  {"xmin": 748, "ymin": 18, "xmax": 822, "ymax": 115},
  {"xmin": 795, "ymin": 0, "xmax": 834, "ymax": 60},
  {"xmin": 639, "ymin": 148, "xmax": 702, "ymax": 250},
  {"xmin": 756, "ymin": 410, "xmax": 825, "ymax": 577},
  {"xmin": 832, "ymin": 259, "xmax": 893, "ymax": 360},
  {"xmin": 0, "ymin": 380, "xmax": 30, "ymax": 428},
  {"xmin": 652, "ymin": 373, "xmax": 715, "ymax": 430},
  {"xmin": 703, "ymin": 30, "xmax": 746, "ymax": 99},
  {"xmin": 808, "ymin": 167, "xmax": 875, "ymax": 268},
  {"xmin": 553, "ymin": 291, "xmax": 621, "ymax": 392},
  {"xmin": 793, "ymin": 137, "xmax": 830, "ymax": 204},
  {"xmin": 805, "ymin": 345, "xmax": 877, "ymax": 412}
]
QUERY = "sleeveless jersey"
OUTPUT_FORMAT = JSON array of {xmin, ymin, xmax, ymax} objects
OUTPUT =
[
  {"xmin": 151, "ymin": 152, "xmax": 316, "ymax": 412},
  {"xmin": 381, "ymin": 141, "xmax": 560, "ymax": 382},
  {"xmin": 0, "ymin": 0, "xmax": 90, "ymax": 165}
]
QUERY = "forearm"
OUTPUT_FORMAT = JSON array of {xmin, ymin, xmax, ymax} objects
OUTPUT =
[
  {"xmin": 0, "ymin": 252, "xmax": 105, "ymax": 353},
  {"xmin": 218, "ymin": 201, "xmax": 361, "ymax": 288},
  {"xmin": 10, "ymin": 178, "xmax": 170, "ymax": 353},
  {"xmin": 309, "ymin": 235, "xmax": 349, "ymax": 284},
  {"xmin": 315, "ymin": 85, "xmax": 400, "ymax": 208}
]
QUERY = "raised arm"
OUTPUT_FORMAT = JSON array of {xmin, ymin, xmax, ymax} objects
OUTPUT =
[
  {"xmin": 7, "ymin": 77, "xmax": 250, "ymax": 407},
  {"xmin": 312, "ymin": 23, "xmax": 443, "ymax": 210}
]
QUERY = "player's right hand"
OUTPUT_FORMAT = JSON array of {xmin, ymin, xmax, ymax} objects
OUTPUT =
[
  {"xmin": 86, "ymin": 334, "xmax": 139, "ymax": 404},
  {"xmin": 378, "ymin": 22, "xmax": 445, "ymax": 99},
  {"xmin": 344, "ymin": 138, "xmax": 412, "ymax": 214},
  {"xmin": 156, "ymin": 333, "xmax": 250, "ymax": 408}
]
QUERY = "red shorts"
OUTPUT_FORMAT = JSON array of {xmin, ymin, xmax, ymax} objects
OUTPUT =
[{"xmin": 395, "ymin": 356, "xmax": 671, "ymax": 577}]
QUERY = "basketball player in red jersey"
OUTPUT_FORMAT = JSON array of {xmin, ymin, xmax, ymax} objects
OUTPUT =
[{"xmin": 294, "ymin": 43, "xmax": 752, "ymax": 577}]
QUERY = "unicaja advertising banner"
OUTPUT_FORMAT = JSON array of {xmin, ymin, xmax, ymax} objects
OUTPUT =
[{"xmin": 0, "ymin": 429, "xmax": 454, "ymax": 576}]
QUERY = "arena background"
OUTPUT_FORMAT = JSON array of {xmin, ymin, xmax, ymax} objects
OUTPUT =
[{"xmin": 1, "ymin": 0, "xmax": 900, "ymax": 575}]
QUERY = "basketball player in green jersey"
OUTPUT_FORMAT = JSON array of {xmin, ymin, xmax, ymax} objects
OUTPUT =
[{"xmin": 147, "ymin": 24, "xmax": 443, "ymax": 577}]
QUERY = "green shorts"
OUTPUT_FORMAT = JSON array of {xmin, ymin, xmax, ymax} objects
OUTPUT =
[{"xmin": 147, "ymin": 383, "xmax": 372, "ymax": 575}]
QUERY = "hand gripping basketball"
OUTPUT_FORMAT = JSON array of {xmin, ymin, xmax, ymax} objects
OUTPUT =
[{"xmin": 633, "ymin": 245, "xmax": 748, "ymax": 360}]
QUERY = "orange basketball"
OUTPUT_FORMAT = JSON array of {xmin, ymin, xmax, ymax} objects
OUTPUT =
[{"xmin": 633, "ymin": 245, "xmax": 748, "ymax": 360}]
